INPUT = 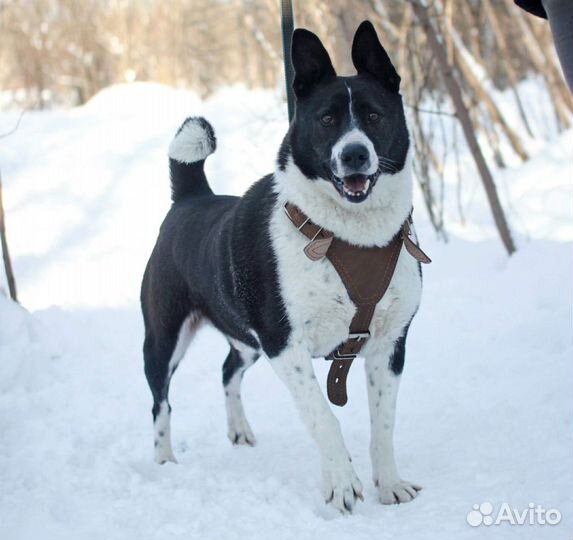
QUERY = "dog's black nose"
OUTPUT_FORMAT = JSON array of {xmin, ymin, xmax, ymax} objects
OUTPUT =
[{"xmin": 340, "ymin": 143, "xmax": 369, "ymax": 171}]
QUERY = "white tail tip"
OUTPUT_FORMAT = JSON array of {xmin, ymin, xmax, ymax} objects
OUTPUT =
[{"xmin": 168, "ymin": 117, "xmax": 216, "ymax": 164}]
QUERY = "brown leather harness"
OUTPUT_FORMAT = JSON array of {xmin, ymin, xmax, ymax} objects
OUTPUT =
[{"xmin": 284, "ymin": 202, "xmax": 431, "ymax": 407}]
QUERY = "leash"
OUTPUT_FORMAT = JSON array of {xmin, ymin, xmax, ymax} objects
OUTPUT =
[
  {"xmin": 284, "ymin": 203, "xmax": 431, "ymax": 406},
  {"xmin": 280, "ymin": 0, "xmax": 295, "ymax": 122}
]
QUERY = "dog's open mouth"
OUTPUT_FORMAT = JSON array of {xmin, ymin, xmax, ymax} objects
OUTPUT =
[{"xmin": 333, "ymin": 173, "xmax": 376, "ymax": 203}]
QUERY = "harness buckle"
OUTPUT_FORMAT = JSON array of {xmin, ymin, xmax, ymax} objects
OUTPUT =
[
  {"xmin": 348, "ymin": 331, "xmax": 371, "ymax": 342},
  {"xmin": 326, "ymin": 331, "xmax": 371, "ymax": 361},
  {"xmin": 284, "ymin": 203, "xmax": 309, "ymax": 230},
  {"xmin": 330, "ymin": 350, "xmax": 357, "ymax": 361}
]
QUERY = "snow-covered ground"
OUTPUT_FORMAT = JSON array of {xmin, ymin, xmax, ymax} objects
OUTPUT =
[{"xmin": 0, "ymin": 83, "xmax": 572, "ymax": 539}]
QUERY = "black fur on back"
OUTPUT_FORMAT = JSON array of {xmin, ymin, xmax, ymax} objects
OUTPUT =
[{"xmin": 141, "ymin": 174, "xmax": 290, "ymax": 359}]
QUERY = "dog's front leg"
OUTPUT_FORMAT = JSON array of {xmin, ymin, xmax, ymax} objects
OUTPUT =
[
  {"xmin": 365, "ymin": 336, "xmax": 422, "ymax": 504},
  {"xmin": 270, "ymin": 346, "xmax": 363, "ymax": 513}
]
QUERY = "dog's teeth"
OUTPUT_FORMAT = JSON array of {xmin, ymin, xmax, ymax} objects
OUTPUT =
[
  {"xmin": 343, "ymin": 188, "xmax": 364, "ymax": 197},
  {"xmin": 342, "ymin": 179, "xmax": 370, "ymax": 198}
]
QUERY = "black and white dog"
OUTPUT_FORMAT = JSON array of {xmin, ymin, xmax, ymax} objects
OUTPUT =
[{"xmin": 141, "ymin": 21, "xmax": 422, "ymax": 513}]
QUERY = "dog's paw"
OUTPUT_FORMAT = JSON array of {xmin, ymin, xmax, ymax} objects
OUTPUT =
[
  {"xmin": 376, "ymin": 479, "xmax": 422, "ymax": 504},
  {"xmin": 154, "ymin": 447, "xmax": 178, "ymax": 465},
  {"xmin": 228, "ymin": 428, "xmax": 256, "ymax": 446},
  {"xmin": 227, "ymin": 419, "xmax": 256, "ymax": 446},
  {"xmin": 154, "ymin": 434, "xmax": 178, "ymax": 464},
  {"xmin": 322, "ymin": 461, "xmax": 363, "ymax": 514}
]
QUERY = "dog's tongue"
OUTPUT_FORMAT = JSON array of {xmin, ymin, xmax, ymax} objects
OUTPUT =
[{"xmin": 343, "ymin": 174, "xmax": 368, "ymax": 193}]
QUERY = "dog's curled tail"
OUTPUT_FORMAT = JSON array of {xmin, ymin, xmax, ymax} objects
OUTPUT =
[{"xmin": 168, "ymin": 117, "xmax": 216, "ymax": 202}]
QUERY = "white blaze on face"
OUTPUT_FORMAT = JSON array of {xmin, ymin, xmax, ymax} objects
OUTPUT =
[{"xmin": 331, "ymin": 85, "xmax": 379, "ymax": 178}]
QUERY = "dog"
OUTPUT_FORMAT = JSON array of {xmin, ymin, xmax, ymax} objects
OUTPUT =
[{"xmin": 141, "ymin": 21, "xmax": 423, "ymax": 513}]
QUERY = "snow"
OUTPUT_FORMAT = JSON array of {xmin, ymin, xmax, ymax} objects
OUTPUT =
[{"xmin": 0, "ymin": 82, "xmax": 572, "ymax": 539}]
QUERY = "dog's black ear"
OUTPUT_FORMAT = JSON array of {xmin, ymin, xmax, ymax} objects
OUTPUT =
[
  {"xmin": 352, "ymin": 21, "xmax": 400, "ymax": 92},
  {"xmin": 291, "ymin": 29, "xmax": 336, "ymax": 98}
]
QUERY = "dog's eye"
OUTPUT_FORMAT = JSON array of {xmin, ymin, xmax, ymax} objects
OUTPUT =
[
  {"xmin": 320, "ymin": 113, "xmax": 334, "ymax": 126},
  {"xmin": 368, "ymin": 112, "xmax": 380, "ymax": 123}
]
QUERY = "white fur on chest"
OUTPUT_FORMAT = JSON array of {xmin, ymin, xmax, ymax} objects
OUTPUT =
[
  {"xmin": 270, "ymin": 206, "xmax": 356, "ymax": 356},
  {"xmin": 270, "ymin": 179, "xmax": 422, "ymax": 358}
]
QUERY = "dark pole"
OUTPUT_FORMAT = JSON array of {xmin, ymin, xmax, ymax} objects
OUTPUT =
[
  {"xmin": 281, "ymin": 0, "xmax": 295, "ymax": 122},
  {"xmin": 0, "ymin": 168, "xmax": 18, "ymax": 302}
]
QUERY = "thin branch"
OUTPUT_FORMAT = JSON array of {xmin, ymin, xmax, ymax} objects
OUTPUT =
[
  {"xmin": 405, "ymin": 103, "xmax": 457, "ymax": 117},
  {"xmin": 0, "ymin": 108, "xmax": 28, "ymax": 139}
]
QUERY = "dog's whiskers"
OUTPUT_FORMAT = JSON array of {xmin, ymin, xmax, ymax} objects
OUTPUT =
[
  {"xmin": 376, "ymin": 155, "xmax": 399, "ymax": 173},
  {"xmin": 377, "ymin": 154, "xmax": 399, "ymax": 165}
]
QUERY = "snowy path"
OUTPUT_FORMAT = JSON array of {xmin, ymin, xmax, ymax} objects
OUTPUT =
[{"xmin": 0, "ymin": 84, "xmax": 572, "ymax": 539}]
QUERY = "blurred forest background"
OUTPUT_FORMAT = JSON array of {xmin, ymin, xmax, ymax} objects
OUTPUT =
[
  {"xmin": 1, "ymin": 0, "xmax": 570, "ymax": 109},
  {"xmin": 1, "ymin": 0, "xmax": 572, "ymax": 246}
]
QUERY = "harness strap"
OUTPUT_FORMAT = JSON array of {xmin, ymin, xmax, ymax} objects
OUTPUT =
[{"xmin": 284, "ymin": 202, "xmax": 430, "ymax": 406}]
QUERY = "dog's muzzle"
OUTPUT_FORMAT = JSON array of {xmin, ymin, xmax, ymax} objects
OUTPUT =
[{"xmin": 331, "ymin": 141, "xmax": 379, "ymax": 203}]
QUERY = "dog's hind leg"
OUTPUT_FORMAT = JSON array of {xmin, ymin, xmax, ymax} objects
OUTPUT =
[
  {"xmin": 144, "ymin": 312, "xmax": 201, "ymax": 464},
  {"xmin": 222, "ymin": 340, "xmax": 259, "ymax": 446}
]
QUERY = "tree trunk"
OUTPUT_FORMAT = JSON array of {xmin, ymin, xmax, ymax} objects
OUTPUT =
[{"xmin": 409, "ymin": 0, "xmax": 516, "ymax": 256}]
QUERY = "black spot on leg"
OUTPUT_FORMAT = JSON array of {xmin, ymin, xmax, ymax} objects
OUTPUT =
[
  {"xmin": 368, "ymin": 374, "xmax": 375, "ymax": 387},
  {"xmin": 378, "ymin": 389, "xmax": 382, "ymax": 398},
  {"xmin": 389, "ymin": 322, "xmax": 412, "ymax": 375},
  {"xmin": 222, "ymin": 348, "xmax": 244, "ymax": 386},
  {"xmin": 158, "ymin": 431, "xmax": 165, "ymax": 437},
  {"xmin": 154, "ymin": 440, "xmax": 159, "ymax": 447},
  {"xmin": 294, "ymin": 365, "xmax": 303, "ymax": 373}
]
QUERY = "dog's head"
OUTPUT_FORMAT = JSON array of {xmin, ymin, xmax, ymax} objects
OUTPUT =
[{"xmin": 280, "ymin": 21, "xmax": 409, "ymax": 206}]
